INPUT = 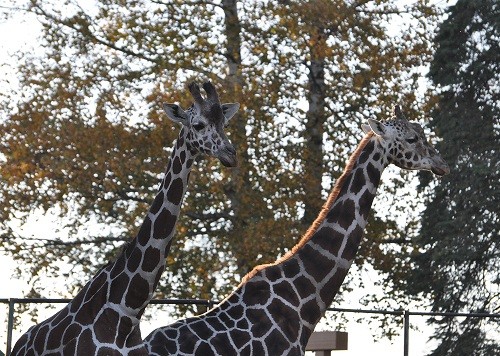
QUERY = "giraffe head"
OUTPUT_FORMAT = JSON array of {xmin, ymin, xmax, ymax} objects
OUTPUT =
[
  {"xmin": 163, "ymin": 81, "xmax": 240, "ymax": 167},
  {"xmin": 362, "ymin": 105, "xmax": 450, "ymax": 176}
]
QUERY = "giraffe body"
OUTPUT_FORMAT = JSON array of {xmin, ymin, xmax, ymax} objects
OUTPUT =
[
  {"xmin": 11, "ymin": 82, "xmax": 239, "ymax": 356},
  {"xmin": 144, "ymin": 106, "xmax": 449, "ymax": 356}
]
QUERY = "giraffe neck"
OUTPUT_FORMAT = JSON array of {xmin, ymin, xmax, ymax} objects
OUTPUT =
[
  {"xmin": 10, "ymin": 128, "xmax": 198, "ymax": 355},
  {"xmin": 291, "ymin": 134, "xmax": 386, "ymax": 323},
  {"xmin": 239, "ymin": 133, "xmax": 388, "ymax": 332},
  {"xmin": 105, "ymin": 127, "xmax": 197, "ymax": 321}
]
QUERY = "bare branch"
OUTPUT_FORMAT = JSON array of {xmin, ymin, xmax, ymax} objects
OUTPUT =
[
  {"xmin": 0, "ymin": 234, "xmax": 128, "ymax": 250},
  {"xmin": 151, "ymin": 0, "xmax": 223, "ymax": 10},
  {"xmin": 381, "ymin": 238, "xmax": 412, "ymax": 244},
  {"xmin": 185, "ymin": 211, "xmax": 232, "ymax": 221},
  {"xmin": 29, "ymin": 2, "xmax": 157, "ymax": 63}
]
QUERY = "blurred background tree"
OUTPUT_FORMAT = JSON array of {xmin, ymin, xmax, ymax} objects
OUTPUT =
[
  {"xmin": 3, "ymin": 0, "xmax": 496, "ymax": 351},
  {"xmin": 404, "ymin": 0, "xmax": 499, "ymax": 354}
]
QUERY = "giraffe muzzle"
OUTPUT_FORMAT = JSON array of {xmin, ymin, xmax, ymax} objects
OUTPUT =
[
  {"xmin": 217, "ymin": 145, "xmax": 237, "ymax": 167},
  {"xmin": 430, "ymin": 157, "xmax": 450, "ymax": 176}
]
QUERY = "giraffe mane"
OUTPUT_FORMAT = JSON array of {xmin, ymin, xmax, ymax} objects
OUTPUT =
[{"xmin": 239, "ymin": 131, "xmax": 375, "ymax": 285}]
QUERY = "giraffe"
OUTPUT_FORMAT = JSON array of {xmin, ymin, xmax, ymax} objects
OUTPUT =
[
  {"xmin": 144, "ymin": 105, "xmax": 450, "ymax": 356},
  {"xmin": 10, "ymin": 82, "xmax": 240, "ymax": 356}
]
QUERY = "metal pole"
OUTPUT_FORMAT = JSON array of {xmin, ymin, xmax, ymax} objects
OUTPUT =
[
  {"xmin": 6, "ymin": 298, "xmax": 15, "ymax": 356},
  {"xmin": 403, "ymin": 310, "xmax": 410, "ymax": 356}
]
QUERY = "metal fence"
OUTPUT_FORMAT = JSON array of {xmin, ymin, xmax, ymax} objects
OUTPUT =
[{"xmin": 1, "ymin": 298, "xmax": 499, "ymax": 356}]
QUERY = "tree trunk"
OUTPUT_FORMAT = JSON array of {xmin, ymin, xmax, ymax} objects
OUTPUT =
[
  {"xmin": 221, "ymin": 0, "xmax": 253, "ymax": 273},
  {"xmin": 302, "ymin": 30, "xmax": 327, "ymax": 226}
]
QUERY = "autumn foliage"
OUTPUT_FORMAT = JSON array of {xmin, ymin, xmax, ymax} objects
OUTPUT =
[{"xmin": 1, "ymin": 0, "xmax": 439, "ymax": 327}]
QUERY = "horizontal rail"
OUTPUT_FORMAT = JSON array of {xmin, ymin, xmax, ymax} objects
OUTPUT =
[
  {"xmin": 0, "ymin": 298, "xmax": 215, "ymax": 306},
  {"xmin": 1, "ymin": 298, "xmax": 498, "ymax": 318},
  {"xmin": 327, "ymin": 306, "xmax": 500, "ymax": 318}
]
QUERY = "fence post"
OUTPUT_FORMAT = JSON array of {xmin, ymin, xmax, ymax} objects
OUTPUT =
[
  {"xmin": 6, "ymin": 299, "xmax": 15, "ymax": 356},
  {"xmin": 403, "ymin": 310, "xmax": 410, "ymax": 356}
]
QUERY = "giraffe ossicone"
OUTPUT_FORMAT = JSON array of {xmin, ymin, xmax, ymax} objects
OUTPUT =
[
  {"xmin": 10, "ymin": 82, "xmax": 239, "ymax": 356},
  {"xmin": 144, "ymin": 105, "xmax": 449, "ymax": 356}
]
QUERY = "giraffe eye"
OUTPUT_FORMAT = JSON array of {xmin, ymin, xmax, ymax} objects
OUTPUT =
[
  {"xmin": 406, "ymin": 136, "xmax": 418, "ymax": 144},
  {"xmin": 193, "ymin": 122, "xmax": 205, "ymax": 131}
]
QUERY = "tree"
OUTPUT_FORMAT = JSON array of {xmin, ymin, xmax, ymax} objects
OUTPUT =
[
  {"xmin": 0, "ymin": 0, "xmax": 438, "ymax": 326},
  {"xmin": 406, "ymin": 1, "xmax": 500, "ymax": 354}
]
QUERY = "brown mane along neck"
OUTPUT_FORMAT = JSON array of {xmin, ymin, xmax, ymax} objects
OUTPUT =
[{"xmin": 240, "ymin": 131, "xmax": 375, "ymax": 285}]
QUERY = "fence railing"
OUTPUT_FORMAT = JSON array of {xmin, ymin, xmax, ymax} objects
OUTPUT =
[{"xmin": 2, "ymin": 298, "xmax": 499, "ymax": 356}]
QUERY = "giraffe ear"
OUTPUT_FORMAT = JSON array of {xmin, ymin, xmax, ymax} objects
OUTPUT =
[
  {"xmin": 163, "ymin": 103, "xmax": 189, "ymax": 126},
  {"xmin": 367, "ymin": 118, "xmax": 387, "ymax": 138},
  {"xmin": 221, "ymin": 103, "xmax": 240, "ymax": 123}
]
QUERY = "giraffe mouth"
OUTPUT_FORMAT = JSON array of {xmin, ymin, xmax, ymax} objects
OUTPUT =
[
  {"xmin": 219, "ymin": 155, "xmax": 237, "ymax": 167},
  {"xmin": 431, "ymin": 165, "xmax": 450, "ymax": 176},
  {"xmin": 218, "ymin": 151, "xmax": 237, "ymax": 167},
  {"xmin": 429, "ymin": 154, "xmax": 450, "ymax": 176}
]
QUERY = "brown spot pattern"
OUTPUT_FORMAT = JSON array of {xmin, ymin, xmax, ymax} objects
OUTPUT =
[{"xmin": 166, "ymin": 178, "xmax": 184, "ymax": 205}]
